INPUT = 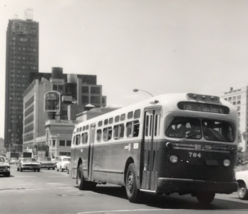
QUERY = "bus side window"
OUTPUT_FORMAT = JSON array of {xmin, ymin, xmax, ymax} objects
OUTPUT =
[
  {"xmin": 108, "ymin": 127, "xmax": 112, "ymax": 140},
  {"xmin": 97, "ymin": 129, "xmax": 102, "ymax": 142},
  {"xmin": 119, "ymin": 124, "xmax": 124, "ymax": 138},
  {"xmin": 84, "ymin": 132, "xmax": 88, "ymax": 144},
  {"xmin": 133, "ymin": 120, "xmax": 140, "ymax": 137},
  {"xmin": 76, "ymin": 135, "xmax": 80, "ymax": 145},
  {"xmin": 126, "ymin": 122, "xmax": 133, "ymax": 137},
  {"xmin": 81, "ymin": 133, "xmax": 84, "ymax": 144},
  {"xmin": 103, "ymin": 128, "xmax": 108, "ymax": 141},
  {"xmin": 73, "ymin": 135, "xmax": 76, "ymax": 145},
  {"xmin": 114, "ymin": 125, "xmax": 119, "ymax": 139}
]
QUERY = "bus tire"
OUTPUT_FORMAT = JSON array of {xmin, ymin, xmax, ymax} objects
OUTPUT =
[
  {"xmin": 77, "ymin": 164, "xmax": 88, "ymax": 190},
  {"xmin": 196, "ymin": 192, "xmax": 215, "ymax": 205},
  {"xmin": 237, "ymin": 180, "xmax": 248, "ymax": 200},
  {"xmin": 125, "ymin": 163, "xmax": 141, "ymax": 203}
]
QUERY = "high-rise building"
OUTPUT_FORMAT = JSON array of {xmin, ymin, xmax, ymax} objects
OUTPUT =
[
  {"xmin": 4, "ymin": 14, "xmax": 39, "ymax": 152},
  {"xmin": 222, "ymin": 86, "xmax": 248, "ymax": 152}
]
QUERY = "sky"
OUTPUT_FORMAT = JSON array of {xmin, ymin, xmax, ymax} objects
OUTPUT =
[{"xmin": 1, "ymin": 0, "xmax": 248, "ymax": 138}]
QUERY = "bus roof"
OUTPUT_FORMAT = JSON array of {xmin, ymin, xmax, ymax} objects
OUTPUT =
[{"xmin": 75, "ymin": 93, "xmax": 237, "ymax": 129}]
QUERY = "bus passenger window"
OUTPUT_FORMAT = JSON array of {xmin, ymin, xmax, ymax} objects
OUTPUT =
[
  {"xmin": 81, "ymin": 133, "xmax": 84, "ymax": 144},
  {"xmin": 108, "ymin": 128, "xmax": 112, "ymax": 140},
  {"xmin": 103, "ymin": 128, "xmax": 108, "ymax": 141},
  {"xmin": 134, "ymin": 109, "xmax": 140, "ymax": 119},
  {"xmin": 73, "ymin": 136, "xmax": 76, "ymax": 145},
  {"xmin": 133, "ymin": 120, "xmax": 140, "ymax": 137},
  {"xmin": 76, "ymin": 135, "xmax": 80, "ymax": 145},
  {"xmin": 126, "ymin": 122, "xmax": 133, "ymax": 137},
  {"xmin": 120, "ymin": 124, "xmax": 124, "ymax": 138},
  {"xmin": 115, "ymin": 116, "xmax": 119, "ymax": 122},
  {"xmin": 84, "ymin": 132, "xmax": 88, "ymax": 144},
  {"xmin": 121, "ymin": 114, "xmax": 126, "ymax": 121},
  {"xmin": 114, "ymin": 125, "xmax": 119, "ymax": 139},
  {"xmin": 96, "ymin": 129, "xmax": 102, "ymax": 142},
  {"xmin": 128, "ymin": 111, "xmax": 133, "ymax": 119}
]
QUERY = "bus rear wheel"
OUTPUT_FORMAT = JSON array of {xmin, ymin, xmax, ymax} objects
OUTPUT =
[
  {"xmin": 196, "ymin": 192, "xmax": 215, "ymax": 205},
  {"xmin": 125, "ymin": 163, "xmax": 141, "ymax": 203},
  {"xmin": 77, "ymin": 164, "xmax": 88, "ymax": 190}
]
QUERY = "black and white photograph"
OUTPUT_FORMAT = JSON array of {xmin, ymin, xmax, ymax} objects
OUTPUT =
[{"xmin": 1, "ymin": 0, "xmax": 248, "ymax": 214}]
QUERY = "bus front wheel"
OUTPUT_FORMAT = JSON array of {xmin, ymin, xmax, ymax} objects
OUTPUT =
[
  {"xmin": 237, "ymin": 180, "xmax": 248, "ymax": 200},
  {"xmin": 125, "ymin": 163, "xmax": 141, "ymax": 203},
  {"xmin": 77, "ymin": 164, "xmax": 88, "ymax": 190},
  {"xmin": 196, "ymin": 192, "xmax": 215, "ymax": 205}
]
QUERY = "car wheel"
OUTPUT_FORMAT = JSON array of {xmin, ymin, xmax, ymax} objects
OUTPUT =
[
  {"xmin": 48, "ymin": 168, "xmax": 50, "ymax": 170},
  {"xmin": 60, "ymin": 166, "xmax": 63, "ymax": 172},
  {"xmin": 53, "ymin": 168, "xmax": 55, "ymax": 170},
  {"xmin": 125, "ymin": 163, "xmax": 142, "ymax": 203},
  {"xmin": 34, "ymin": 169, "xmax": 36, "ymax": 172},
  {"xmin": 20, "ymin": 167, "xmax": 23, "ymax": 172},
  {"xmin": 196, "ymin": 192, "xmax": 215, "ymax": 205},
  {"xmin": 17, "ymin": 167, "xmax": 19, "ymax": 171},
  {"xmin": 238, "ymin": 180, "xmax": 248, "ymax": 200},
  {"xmin": 37, "ymin": 169, "xmax": 40, "ymax": 172}
]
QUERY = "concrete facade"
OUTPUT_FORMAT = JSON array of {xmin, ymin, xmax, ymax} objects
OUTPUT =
[{"xmin": 223, "ymin": 86, "xmax": 248, "ymax": 152}]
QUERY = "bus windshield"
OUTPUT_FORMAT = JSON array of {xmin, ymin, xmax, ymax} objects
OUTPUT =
[{"xmin": 166, "ymin": 117, "xmax": 234, "ymax": 142}]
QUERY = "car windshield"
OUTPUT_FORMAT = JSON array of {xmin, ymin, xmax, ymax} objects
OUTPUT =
[
  {"xmin": 23, "ymin": 158, "xmax": 36, "ymax": 162},
  {"xmin": 0, "ymin": 157, "xmax": 5, "ymax": 162},
  {"xmin": 166, "ymin": 117, "xmax": 234, "ymax": 142}
]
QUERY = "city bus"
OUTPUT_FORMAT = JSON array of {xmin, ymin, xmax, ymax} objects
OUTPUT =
[{"xmin": 70, "ymin": 93, "xmax": 238, "ymax": 205}]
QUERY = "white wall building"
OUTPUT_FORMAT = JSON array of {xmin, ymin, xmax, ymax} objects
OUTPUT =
[{"xmin": 222, "ymin": 86, "xmax": 248, "ymax": 152}]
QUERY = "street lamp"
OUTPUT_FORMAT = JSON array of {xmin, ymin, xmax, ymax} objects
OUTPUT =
[{"xmin": 133, "ymin": 88, "xmax": 153, "ymax": 97}]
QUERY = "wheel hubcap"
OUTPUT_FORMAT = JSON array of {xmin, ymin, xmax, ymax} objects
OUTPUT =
[
  {"xmin": 127, "ymin": 172, "xmax": 133, "ymax": 193},
  {"xmin": 239, "ymin": 187, "xmax": 245, "ymax": 197}
]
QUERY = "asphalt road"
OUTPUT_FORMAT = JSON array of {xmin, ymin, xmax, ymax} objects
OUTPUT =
[{"xmin": 0, "ymin": 165, "xmax": 248, "ymax": 214}]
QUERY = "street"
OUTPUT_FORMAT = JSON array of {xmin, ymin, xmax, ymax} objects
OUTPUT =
[{"xmin": 0, "ymin": 165, "xmax": 248, "ymax": 214}]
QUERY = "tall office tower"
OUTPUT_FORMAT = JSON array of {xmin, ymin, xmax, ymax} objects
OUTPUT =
[{"xmin": 4, "ymin": 11, "xmax": 39, "ymax": 152}]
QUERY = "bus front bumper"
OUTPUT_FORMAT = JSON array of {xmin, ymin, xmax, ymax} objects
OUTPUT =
[{"xmin": 157, "ymin": 178, "xmax": 238, "ymax": 194}]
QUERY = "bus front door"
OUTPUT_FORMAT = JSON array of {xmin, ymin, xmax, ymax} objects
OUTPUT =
[
  {"xmin": 88, "ymin": 124, "xmax": 96, "ymax": 181},
  {"xmin": 141, "ymin": 108, "xmax": 161, "ymax": 191}
]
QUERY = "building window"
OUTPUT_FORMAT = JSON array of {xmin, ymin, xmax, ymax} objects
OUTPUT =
[
  {"xmin": 66, "ymin": 141, "xmax": 71, "ymax": 146},
  {"xmin": 82, "ymin": 96, "xmax": 89, "ymax": 103},
  {"xmin": 59, "ymin": 140, "xmax": 65, "ymax": 146},
  {"xmin": 91, "ymin": 87, "xmax": 100, "ymax": 94},
  {"xmin": 53, "ymin": 140, "xmax": 56, "ymax": 147},
  {"xmin": 82, "ymin": 86, "xmax": 89, "ymax": 93}
]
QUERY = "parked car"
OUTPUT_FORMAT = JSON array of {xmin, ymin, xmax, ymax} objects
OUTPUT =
[
  {"xmin": 0, "ymin": 156, "xmax": 10, "ymax": 177},
  {"xmin": 17, "ymin": 157, "xmax": 41, "ymax": 172},
  {"xmin": 9, "ymin": 157, "xmax": 18, "ymax": 164},
  {"xmin": 56, "ymin": 156, "xmax": 71, "ymax": 172},
  {"xmin": 37, "ymin": 157, "xmax": 56, "ymax": 170},
  {"xmin": 236, "ymin": 170, "xmax": 248, "ymax": 200}
]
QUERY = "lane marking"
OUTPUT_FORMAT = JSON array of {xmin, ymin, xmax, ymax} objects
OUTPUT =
[
  {"xmin": 15, "ymin": 176, "xmax": 36, "ymax": 178},
  {"xmin": 78, "ymin": 209, "xmax": 171, "ymax": 214}
]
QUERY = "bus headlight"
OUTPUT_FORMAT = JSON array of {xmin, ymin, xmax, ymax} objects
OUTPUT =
[
  {"xmin": 223, "ymin": 159, "xmax": 231, "ymax": 167},
  {"xmin": 169, "ymin": 155, "xmax": 178, "ymax": 164}
]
